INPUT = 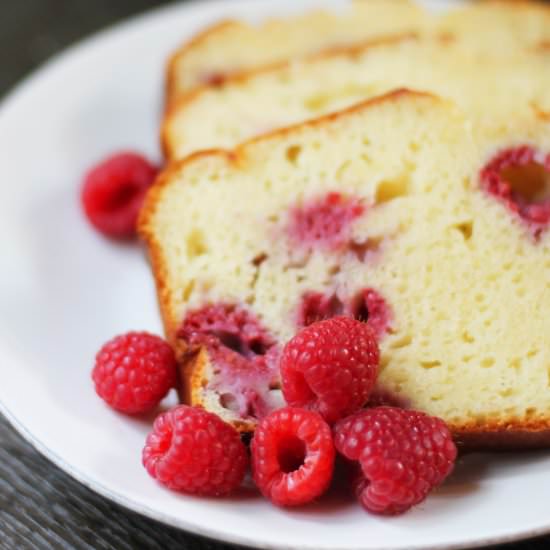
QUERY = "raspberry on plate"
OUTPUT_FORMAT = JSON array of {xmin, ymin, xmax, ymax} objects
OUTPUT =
[
  {"xmin": 143, "ymin": 405, "xmax": 248, "ymax": 495},
  {"xmin": 92, "ymin": 331, "xmax": 176, "ymax": 414},
  {"xmin": 280, "ymin": 316, "xmax": 379, "ymax": 424},
  {"xmin": 251, "ymin": 407, "xmax": 335, "ymax": 506},
  {"xmin": 81, "ymin": 152, "xmax": 158, "ymax": 239},
  {"xmin": 334, "ymin": 407, "xmax": 457, "ymax": 515}
]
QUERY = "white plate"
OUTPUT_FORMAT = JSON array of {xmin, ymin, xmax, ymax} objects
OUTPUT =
[{"xmin": 0, "ymin": 0, "xmax": 549, "ymax": 548}]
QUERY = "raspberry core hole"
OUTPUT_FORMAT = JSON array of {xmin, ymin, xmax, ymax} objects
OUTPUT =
[
  {"xmin": 215, "ymin": 331, "xmax": 245, "ymax": 354},
  {"xmin": 277, "ymin": 436, "xmax": 307, "ymax": 473},
  {"xmin": 500, "ymin": 161, "xmax": 550, "ymax": 203},
  {"xmin": 351, "ymin": 296, "xmax": 369, "ymax": 323},
  {"xmin": 249, "ymin": 338, "xmax": 270, "ymax": 356},
  {"xmin": 480, "ymin": 146, "xmax": 550, "ymax": 232}
]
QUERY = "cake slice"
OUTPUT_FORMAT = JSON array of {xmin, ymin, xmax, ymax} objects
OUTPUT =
[
  {"xmin": 163, "ymin": 34, "xmax": 550, "ymax": 160},
  {"xmin": 165, "ymin": 0, "xmax": 428, "ymax": 105},
  {"xmin": 165, "ymin": 0, "xmax": 550, "ymax": 107},
  {"xmin": 140, "ymin": 90, "xmax": 550, "ymax": 446}
]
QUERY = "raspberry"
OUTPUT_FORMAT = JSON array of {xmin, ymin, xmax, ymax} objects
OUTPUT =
[
  {"xmin": 281, "ymin": 317, "xmax": 379, "ymax": 424},
  {"xmin": 251, "ymin": 407, "xmax": 335, "ymax": 506},
  {"xmin": 92, "ymin": 331, "xmax": 176, "ymax": 414},
  {"xmin": 334, "ymin": 407, "xmax": 457, "ymax": 515},
  {"xmin": 480, "ymin": 146, "xmax": 550, "ymax": 237},
  {"xmin": 143, "ymin": 405, "xmax": 248, "ymax": 495},
  {"xmin": 81, "ymin": 152, "xmax": 158, "ymax": 239},
  {"xmin": 288, "ymin": 192, "xmax": 364, "ymax": 250}
]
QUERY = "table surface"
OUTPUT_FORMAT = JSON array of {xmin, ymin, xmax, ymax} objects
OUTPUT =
[{"xmin": 1, "ymin": 1, "xmax": 550, "ymax": 549}]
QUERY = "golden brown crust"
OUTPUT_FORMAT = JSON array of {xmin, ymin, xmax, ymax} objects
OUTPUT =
[
  {"xmin": 181, "ymin": 348, "xmax": 206, "ymax": 406},
  {"xmin": 454, "ymin": 422, "xmax": 550, "ymax": 450},
  {"xmin": 138, "ymin": 166, "xmax": 188, "ymax": 358},
  {"xmin": 161, "ymin": 33, "xmax": 418, "ymax": 160}
]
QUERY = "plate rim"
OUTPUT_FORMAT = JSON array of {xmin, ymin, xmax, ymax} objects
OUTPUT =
[{"xmin": 3, "ymin": 395, "xmax": 550, "ymax": 550}]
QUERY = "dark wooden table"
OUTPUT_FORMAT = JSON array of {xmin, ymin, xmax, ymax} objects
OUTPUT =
[{"xmin": 1, "ymin": 1, "xmax": 550, "ymax": 548}]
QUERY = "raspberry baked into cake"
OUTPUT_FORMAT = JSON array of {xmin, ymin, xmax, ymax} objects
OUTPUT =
[{"xmin": 140, "ymin": 90, "xmax": 550, "ymax": 446}]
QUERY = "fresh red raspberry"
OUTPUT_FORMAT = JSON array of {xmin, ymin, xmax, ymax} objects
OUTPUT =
[
  {"xmin": 143, "ymin": 405, "xmax": 248, "ymax": 495},
  {"xmin": 81, "ymin": 152, "xmax": 158, "ymax": 239},
  {"xmin": 251, "ymin": 407, "xmax": 335, "ymax": 506},
  {"xmin": 92, "ymin": 331, "xmax": 176, "ymax": 414},
  {"xmin": 280, "ymin": 317, "xmax": 379, "ymax": 424},
  {"xmin": 334, "ymin": 407, "xmax": 457, "ymax": 515}
]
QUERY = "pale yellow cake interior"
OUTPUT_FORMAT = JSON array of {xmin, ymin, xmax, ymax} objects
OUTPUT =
[{"xmin": 142, "ymin": 93, "xmax": 550, "ymax": 432}]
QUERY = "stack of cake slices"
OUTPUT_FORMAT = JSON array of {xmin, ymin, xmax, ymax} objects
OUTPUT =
[{"xmin": 139, "ymin": 0, "xmax": 550, "ymax": 447}]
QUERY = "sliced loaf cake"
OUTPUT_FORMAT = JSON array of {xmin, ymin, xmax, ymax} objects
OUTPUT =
[
  {"xmin": 165, "ymin": 0, "xmax": 550, "ymax": 107},
  {"xmin": 163, "ymin": 34, "xmax": 550, "ymax": 160},
  {"xmin": 166, "ymin": 0, "xmax": 427, "ymax": 105},
  {"xmin": 140, "ymin": 90, "xmax": 550, "ymax": 446}
]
